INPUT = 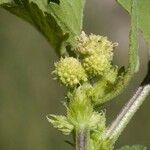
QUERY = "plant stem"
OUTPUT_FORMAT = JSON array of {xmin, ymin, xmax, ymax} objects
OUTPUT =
[
  {"xmin": 105, "ymin": 61, "xmax": 150, "ymax": 143},
  {"xmin": 75, "ymin": 128, "xmax": 89, "ymax": 150}
]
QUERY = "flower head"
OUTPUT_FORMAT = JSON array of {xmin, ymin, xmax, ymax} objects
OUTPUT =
[
  {"xmin": 76, "ymin": 31, "xmax": 118, "ymax": 61},
  {"xmin": 54, "ymin": 57, "xmax": 87, "ymax": 87},
  {"xmin": 83, "ymin": 53, "xmax": 111, "ymax": 77}
]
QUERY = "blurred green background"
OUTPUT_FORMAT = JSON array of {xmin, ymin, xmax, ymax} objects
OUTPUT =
[{"xmin": 0, "ymin": 0, "xmax": 149, "ymax": 149}]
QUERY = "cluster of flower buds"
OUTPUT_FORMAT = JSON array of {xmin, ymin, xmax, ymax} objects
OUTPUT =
[
  {"xmin": 76, "ymin": 31, "xmax": 118, "ymax": 79},
  {"xmin": 50, "ymin": 32, "xmax": 119, "ymax": 139},
  {"xmin": 53, "ymin": 57, "xmax": 87, "ymax": 87},
  {"xmin": 53, "ymin": 31, "xmax": 118, "ymax": 87},
  {"xmin": 76, "ymin": 31, "xmax": 118, "ymax": 60}
]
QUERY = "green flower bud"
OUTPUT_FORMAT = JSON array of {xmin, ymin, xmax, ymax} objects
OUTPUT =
[
  {"xmin": 104, "ymin": 66, "xmax": 118, "ymax": 84},
  {"xmin": 67, "ymin": 85, "xmax": 105, "ymax": 130},
  {"xmin": 89, "ymin": 112, "xmax": 111, "ymax": 150},
  {"xmin": 83, "ymin": 53, "xmax": 111, "ymax": 77},
  {"xmin": 54, "ymin": 57, "xmax": 87, "ymax": 87},
  {"xmin": 68, "ymin": 100, "xmax": 104, "ymax": 130},
  {"xmin": 47, "ymin": 114, "xmax": 74, "ymax": 135},
  {"xmin": 76, "ymin": 31, "xmax": 118, "ymax": 61},
  {"xmin": 67, "ymin": 92, "xmax": 93, "ymax": 129},
  {"xmin": 89, "ymin": 112, "xmax": 106, "ymax": 130}
]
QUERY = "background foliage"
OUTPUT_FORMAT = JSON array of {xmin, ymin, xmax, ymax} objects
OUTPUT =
[{"xmin": 0, "ymin": 0, "xmax": 149, "ymax": 150}]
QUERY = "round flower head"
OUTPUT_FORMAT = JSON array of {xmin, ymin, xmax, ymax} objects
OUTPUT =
[
  {"xmin": 83, "ymin": 53, "xmax": 111, "ymax": 77},
  {"xmin": 54, "ymin": 57, "xmax": 87, "ymax": 87},
  {"xmin": 76, "ymin": 31, "xmax": 118, "ymax": 61}
]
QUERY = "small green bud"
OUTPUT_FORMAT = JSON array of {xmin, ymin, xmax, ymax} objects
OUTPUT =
[
  {"xmin": 83, "ymin": 53, "xmax": 111, "ymax": 77},
  {"xmin": 47, "ymin": 114, "xmax": 74, "ymax": 135},
  {"xmin": 90, "ymin": 112, "xmax": 107, "ymax": 150},
  {"xmin": 54, "ymin": 57, "xmax": 87, "ymax": 87},
  {"xmin": 104, "ymin": 66, "xmax": 118, "ymax": 84},
  {"xmin": 67, "ymin": 85, "xmax": 105, "ymax": 130},
  {"xmin": 76, "ymin": 31, "xmax": 118, "ymax": 61},
  {"xmin": 67, "ymin": 93, "xmax": 93, "ymax": 129},
  {"xmin": 89, "ymin": 112, "xmax": 106, "ymax": 130}
]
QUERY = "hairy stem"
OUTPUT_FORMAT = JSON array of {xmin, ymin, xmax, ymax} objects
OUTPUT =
[
  {"xmin": 75, "ymin": 128, "xmax": 89, "ymax": 150},
  {"xmin": 105, "ymin": 61, "xmax": 150, "ymax": 143}
]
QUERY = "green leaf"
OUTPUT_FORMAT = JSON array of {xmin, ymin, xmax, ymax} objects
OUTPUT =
[
  {"xmin": 0, "ymin": 0, "xmax": 86, "ymax": 55},
  {"xmin": 117, "ymin": 145, "xmax": 147, "ymax": 150},
  {"xmin": 117, "ymin": 0, "xmax": 150, "ymax": 59},
  {"xmin": 49, "ymin": 0, "xmax": 85, "ymax": 44},
  {"xmin": 94, "ymin": 0, "xmax": 139, "ymax": 105},
  {"xmin": 0, "ymin": 0, "xmax": 65, "ymax": 54},
  {"xmin": 46, "ymin": 114, "xmax": 74, "ymax": 135}
]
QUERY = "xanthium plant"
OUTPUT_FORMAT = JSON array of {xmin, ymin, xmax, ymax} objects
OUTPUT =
[
  {"xmin": 0, "ymin": 0, "xmax": 150, "ymax": 150},
  {"xmin": 48, "ymin": 32, "xmax": 120, "ymax": 150}
]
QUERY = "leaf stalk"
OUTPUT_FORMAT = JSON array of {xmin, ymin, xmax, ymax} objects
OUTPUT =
[{"xmin": 105, "ymin": 62, "xmax": 150, "ymax": 144}]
